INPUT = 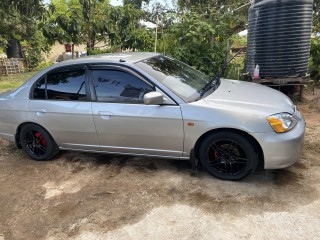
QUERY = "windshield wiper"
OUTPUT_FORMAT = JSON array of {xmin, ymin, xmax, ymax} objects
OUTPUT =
[
  {"xmin": 199, "ymin": 76, "xmax": 220, "ymax": 98},
  {"xmin": 200, "ymin": 48, "xmax": 245, "ymax": 98}
]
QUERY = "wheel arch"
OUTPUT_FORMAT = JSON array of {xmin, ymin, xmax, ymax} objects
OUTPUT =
[
  {"xmin": 193, "ymin": 128, "xmax": 264, "ymax": 168},
  {"xmin": 15, "ymin": 122, "xmax": 55, "ymax": 149}
]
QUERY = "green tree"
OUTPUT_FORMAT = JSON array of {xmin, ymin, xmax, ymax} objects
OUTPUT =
[
  {"xmin": 0, "ymin": 0, "xmax": 46, "ymax": 46},
  {"xmin": 0, "ymin": 0, "xmax": 50, "ymax": 68},
  {"xmin": 106, "ymin": 3, "xmax": 153, "ymax": 51},
  {"xmin": 151, "ymin": 3, "xmax": 238, "ymax": 76},
  {"xmin": 43, "ymin": 0, "xmax": 112, "ymax": 54},
  {"xmin": 21, "ymin": 28, "xmax": 52, "ymax": 69},
  {"xmin": 79, "ymin": 0, "xmax": 112, "ymax": 50},
  {"xmin": 146, "ymin": 3, "xmax": 175, "ymax": 53},
  {"xmin": 309, "ymin": 38, "xmax": 320, "ymax": 81},
  {"xmin": 43, "ymin": 0, "xmax": 153, "ymax": 53},
  {"xmin": 123, "ymin": 0, "xmax": 150, "ymax": 9},
  {"xmin": 314, "ymin": 0, "xmax": 320, "ymax": 33},
  {"xmin": 179, "ymin": 12, "xmax": 233, "ymax": 74},
  {"xmin": 0, "ymin": 1, "xmax": 45, "ymax": 45},
  {"xmin": 42, "ymin": 0, "xmax": 83, "ymax": 57},
  {"xmin": 177, "ymin": 0, "xmax": 249, "ymax": 32}
]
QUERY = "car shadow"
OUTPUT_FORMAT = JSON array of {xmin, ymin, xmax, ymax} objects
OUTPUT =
[{"xmin": 55, "ymin": 150, "xmax": 304, "ymax": 186}]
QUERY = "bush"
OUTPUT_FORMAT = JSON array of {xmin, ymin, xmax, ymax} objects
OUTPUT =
[
  {"xmin": 224, "ymin": 54, "xmax": 246, "ymax": 80},
  {"xmin": 87, "ymin": 46, "xmax": 118, "ymax": 56},
  {"xmin": 21, "ymin": 30, "xmax": 51, "ymax": 70},
  {"xmin": 23, "ymin": 48, "xmax": 44, "ymax": 70},
  {"xmin": 309, "ymin": 38, "xmax": 320, "ymax": 81},
  {"xmin": 230, "ymin": 35, "xmax": 247, "ymax": 48},
  {"xmin": 34, "ymin": 61, "xmax": 54, "ymax": 71}
]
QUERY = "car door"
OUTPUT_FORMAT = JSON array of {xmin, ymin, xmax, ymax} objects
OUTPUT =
[
  {"xmin": 29, "ymin": 66, "xmax": 100, "ymax": 151},
  {"xmin": 90, "ymin": 66, "xmax": 184, "ymax": 158}
]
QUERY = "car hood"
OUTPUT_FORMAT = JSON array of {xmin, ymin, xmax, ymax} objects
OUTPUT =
[{"xmin": 201, "ymin": 79, "xmax": 294, "ymax": 115}]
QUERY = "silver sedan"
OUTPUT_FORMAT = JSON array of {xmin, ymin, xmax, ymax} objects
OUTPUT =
[{"xmin": 0, "ymin": 52, "xmax": 305, "ymax": 180}]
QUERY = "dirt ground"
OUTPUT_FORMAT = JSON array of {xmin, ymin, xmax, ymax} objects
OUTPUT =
[{"xmin": 0, "ymin": 87, "xmax": 320, "ymax": 240}]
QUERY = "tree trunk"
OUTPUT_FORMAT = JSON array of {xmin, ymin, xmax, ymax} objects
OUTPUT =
[
  {"xmin": 210, "ymin": 35, "xmax": 215, "ymax": 50},
  {"xmin": 86, "ymin": 40, "xmax": 95, "ymax": 55},
  {"xmin": 72, "ymin": 44, "xmax": 75, "ymax": 59}
]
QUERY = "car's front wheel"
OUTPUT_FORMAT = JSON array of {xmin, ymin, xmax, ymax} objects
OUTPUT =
[
  {"xmin": 20, "ymin": 124, "xmax": 59, "ymax": 161},
  {"xmin": 199, "ymin": 131, "xmax": 258, "ymax": 180}
]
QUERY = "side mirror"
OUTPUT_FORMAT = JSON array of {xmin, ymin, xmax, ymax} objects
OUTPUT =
[{"xmin": 143, "ymin": 91, "xmax": 164, "ymax": 105}]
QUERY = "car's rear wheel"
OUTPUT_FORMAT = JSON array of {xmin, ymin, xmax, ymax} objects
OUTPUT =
[
  {"xmin": 199, "ymin": 132, "xmax": 258, "ymax": 180},
  {"xmin": 20, "ymin": 124, "xmax": 59, "ymax": 161}
]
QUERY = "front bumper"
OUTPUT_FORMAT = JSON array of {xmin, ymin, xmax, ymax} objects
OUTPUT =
[{"xmin": 253, "ymin": 117, "xmax": 305, "ymax": 169}]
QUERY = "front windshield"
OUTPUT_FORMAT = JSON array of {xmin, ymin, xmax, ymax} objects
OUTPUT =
[{"xmin": 135, "ymin": 55, "xmax": 210, "ymax": 102}]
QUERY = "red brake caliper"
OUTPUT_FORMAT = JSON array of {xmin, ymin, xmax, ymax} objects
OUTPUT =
[
  {"xmin": 34, "ymin": 132, "xmax": 47, "ymax": 147},
  {"xmin": 214, "ymin": 151, "xmax": 219, "ymax": 158}
]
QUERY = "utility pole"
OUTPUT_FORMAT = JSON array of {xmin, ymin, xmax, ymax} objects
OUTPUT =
[{"xmin": 154, "ymin": 15, "xmax": 158, "ymax": 52}]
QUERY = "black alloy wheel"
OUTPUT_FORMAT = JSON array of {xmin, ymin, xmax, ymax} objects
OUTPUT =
[
  {"xmin": 20, "ymin": 124, "xmax": 59, "ymax": 160},
  {"xmin": 199, "ymin": 132, "xmax": 258, "ymax": 180}
]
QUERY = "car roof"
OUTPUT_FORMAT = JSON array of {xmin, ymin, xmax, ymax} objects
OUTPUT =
[{"xmin": 62, "ymin": 52, "xmax": 161, "ymax": 64}]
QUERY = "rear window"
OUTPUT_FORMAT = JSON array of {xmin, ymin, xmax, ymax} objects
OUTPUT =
[
  {"xmin": 47, "ymin": 70, "xmax": 86, "ymax": 101},
  {"xmin": 32, "ymin": 68, "xmax": 87, "ymax": 101}
]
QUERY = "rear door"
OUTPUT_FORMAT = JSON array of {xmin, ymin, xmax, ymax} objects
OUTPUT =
[
  {"xmin": 29, "ymin": 66, "xmax": 99, "ymax": 151},
  {"xmin": 90, "ymin": 66, "xmax": 184, "ymax": 157}
]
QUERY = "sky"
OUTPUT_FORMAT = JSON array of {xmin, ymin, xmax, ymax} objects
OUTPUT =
[{"xmin": 110, "ymin": 0, "xmax": 122, "ymax": 6}]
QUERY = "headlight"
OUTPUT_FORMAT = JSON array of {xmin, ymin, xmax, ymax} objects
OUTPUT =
[{"xmin": 267, "ymin": 113, "xmax": 297, "ymax": 133}]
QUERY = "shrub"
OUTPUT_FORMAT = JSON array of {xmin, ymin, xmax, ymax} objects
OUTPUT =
[
  {"xmin": 34, "ymin": 61, "xmax": 54, "ymax": 71},
  {"xmin": 309, "ymin": 38, "xmax": 320, "ymax": 81},
  {"xmin": 87, "ymin": 46, "xmax": 118, "ymax": 56}
]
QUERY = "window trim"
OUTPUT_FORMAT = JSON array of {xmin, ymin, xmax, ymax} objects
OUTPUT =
[
  {"xmin": 30, "ymin": 64, "xmax": 91, "ymax": 102},
  {"xmin": 30, "ymin": 63, "xmax": 180, "ymax": 105},
  {"xmin": 30, "ymin": 76, "xmax": 46, "ymax": 100}
]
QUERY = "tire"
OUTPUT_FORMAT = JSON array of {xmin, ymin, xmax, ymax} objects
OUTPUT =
[
  {"xmin": 19, "ymin": 124, "xmax": 59, "ymax": 161},
  {"xmin": 199, "ymin": 131, "xmax": 258, "ymax": 181}
]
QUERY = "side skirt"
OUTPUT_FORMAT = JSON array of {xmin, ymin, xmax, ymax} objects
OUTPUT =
[{"xmin": 59, "ymin": 147, "xmax": 190, "ymax": 160}]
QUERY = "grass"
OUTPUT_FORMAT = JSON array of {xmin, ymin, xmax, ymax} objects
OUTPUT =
[{"xmin": 0, "ymin": 71, "xmax": 38, "ymax": 93}]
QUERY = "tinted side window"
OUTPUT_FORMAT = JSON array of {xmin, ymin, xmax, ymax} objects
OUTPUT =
[
  {"xmin": 33, "ymin": 77, "xmax": 46, "ymax": 99},
  {"xmin": 93, "ymin": 70, "xmax": 154, "ymax": 103},
  {"xmin": 47, "ymin": 69, "xmax": 86, "ymax": 101}
]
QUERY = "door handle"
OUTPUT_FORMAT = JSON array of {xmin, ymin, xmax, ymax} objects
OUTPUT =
[
  {"xmin": 98, "ymin": 111, "xmax": 113, "ymax": 120},
  {"xmin": 32, "ymin": 109, "xmax": 46, "ymax": 116},
  {"xmin": 98, "ymin": 111, "xmax": 113, "ymax": 116}
]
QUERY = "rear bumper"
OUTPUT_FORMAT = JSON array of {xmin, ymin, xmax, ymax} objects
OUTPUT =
[{"xmin": 254, "ymin": 117, "xmax": 305, "ymax": 169}]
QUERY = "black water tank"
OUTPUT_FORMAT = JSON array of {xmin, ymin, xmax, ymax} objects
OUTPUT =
[
  {"xmin": 246, "ymin": 0, "xmax": 313, "ymax": 78},
  {"xmin": 6, "ymin": 39, "xmax": 23, "ymax": 59}
]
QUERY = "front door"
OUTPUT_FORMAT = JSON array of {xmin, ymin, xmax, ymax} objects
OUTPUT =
[{"xmin": 90, "ymin": 68, "xmax": 184, "ymax": 157}]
